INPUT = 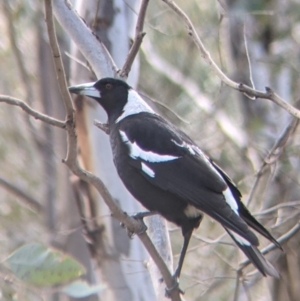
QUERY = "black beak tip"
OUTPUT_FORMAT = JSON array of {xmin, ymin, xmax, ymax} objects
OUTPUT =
[{"xmin": 68, "ymin": 86, "xmax": 79, "ymax": 94}]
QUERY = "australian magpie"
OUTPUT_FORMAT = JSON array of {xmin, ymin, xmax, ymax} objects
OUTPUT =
[{"xmin": 69, "ymin": 77, "xmax": 281, "ymax": 279}]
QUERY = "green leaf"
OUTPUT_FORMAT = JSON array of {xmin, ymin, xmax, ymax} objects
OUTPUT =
[
  {"xmin": 5, "ymin": 243, "xmax": 85, "ymax": 286},
  {"xmin": 62, "ymin": 280, "xmax": 105, "ymax": 298}
]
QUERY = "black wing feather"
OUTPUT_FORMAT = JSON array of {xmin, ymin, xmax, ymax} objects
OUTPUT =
[{"xmin": 119, "ymin": 113, "xmax": 259, "ymax": 245}]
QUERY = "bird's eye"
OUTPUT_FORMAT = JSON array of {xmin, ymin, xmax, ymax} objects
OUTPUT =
[{"xmin": 105, "ymin": 83, "xmax": 112, "ymax": 90}]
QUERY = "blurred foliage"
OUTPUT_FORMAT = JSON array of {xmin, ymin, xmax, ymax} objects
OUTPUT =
[
  {"xmin": 1, "ymin": 0, "xmax": 300, "ymax": 300},
  {"xmin": 5, "ymin": 243, "xmax": 85, "ymax": 286}
]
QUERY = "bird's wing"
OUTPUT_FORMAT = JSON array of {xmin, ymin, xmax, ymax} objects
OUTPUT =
[{"xmin": 118, "ymin": 114, "xmax": 258, "ymax": 245}]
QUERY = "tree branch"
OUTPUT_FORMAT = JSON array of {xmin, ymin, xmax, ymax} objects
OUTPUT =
[
  {"xmin": 0, "ymin": 95, "xmax": 66, "ymax": 129},
  {"xmin": 119, "ymin": 0, "xmax": 149, "ymax": 78},
  {"xmin": 161, "ymin": 0, "xmax": 300, "ymax": 119},
  {"xmin": 253, "ymin": 201, "xmax": 300, "ymax": 217},
  {"xmin": 246, "ymin": 109, "xmax": 299, "ymax": 206},
  {"xmin": 44, "ymin": 0, "xmax": 73, "ymax": 116},
  {"xmin": 52, "ymin": 0, "xmax": 117, "ymax": 79},
  {"xmin": 94, "ymin": 120, "xmax": 110, "ymax": 134}
]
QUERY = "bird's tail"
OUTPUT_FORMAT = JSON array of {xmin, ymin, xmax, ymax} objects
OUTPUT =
[{"xmin": 226, "ymin": 228, "xmax": 279, "ymax": 277}]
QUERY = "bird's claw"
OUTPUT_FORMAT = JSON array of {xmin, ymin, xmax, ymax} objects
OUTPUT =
[
  {"xmin": 120, "ymin": 211, "xmax": 150, "ymax": 238},
  {"xmin": 165, "ymin": 278, "xmax": 184, "ymax": 298}
]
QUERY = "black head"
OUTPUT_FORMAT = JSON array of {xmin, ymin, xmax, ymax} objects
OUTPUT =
[{"xmin": 69, "ymin": 77, "xmax": 131, "ymax": 123}]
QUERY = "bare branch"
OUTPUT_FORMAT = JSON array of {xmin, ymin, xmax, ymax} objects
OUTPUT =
[
  {"xmin": 161, "ymin": 0, "xmax": 300, "ymax": 119},
  {"xmin": 233, "ymin": 270, "xmax": 242, "ymax": 301},
  {"xmin": 0, "ymin": 95, "xmax": 66, "ymax": 129},
  {"xmin": 44, "ymin": 0, "xmax": 73, "ymax": 116},
  {"xmin": 0, "ymin": 175, "xmax": 43, "ymax": 213},
  {"xmin": 243, "ymin": 22, "xmax": 255, "ymax": 92},
  {"xmin": 119, "ymin": 0, "xmax": 149, "ymax": 78},
  {"xmin": 52, "ymin": 0, "xmax": 117, "ymax": 79},
  {"xmin": 253, "ymin": 200, "xmax": 300, "ymax": 217},
  {"xmin": 160, "ymin": 0, "xmax": 233, "ymax": 81},
  {"xmin": 246, "ymin": 110, "xmax": 299, "ymax": 205},
  {"xmin": 94, "ymin": 120, "xmax": 110, "ymax": 134}
]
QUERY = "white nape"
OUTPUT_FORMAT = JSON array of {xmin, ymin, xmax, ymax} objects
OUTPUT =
[
  {"xmin": 223, "ymin": 187, "xmax": 239, "ymax": 216},
  {"xmin": 116, "ymin": 89, "xmax": 156, "ymax": 123},
  {"xmin": 119, "ymin": 130, "xmax": 179, "ymax": 163},
  {"xmin": 141, "ymin": 162, "xmax": 155, "ymax": 178}
]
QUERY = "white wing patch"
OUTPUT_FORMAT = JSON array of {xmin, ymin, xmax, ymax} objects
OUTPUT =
[
  {"xmin": 116, "ymin": 89, "xmax": 156, "ymax": 123},
  {"xmin": 172, "ymin": 139, "xmax": 225, "ymax": 182},
  {"xmin": 172, "ymin": 139, "xmax": 196, "ymax": 155},
  {"xmin": 223, "ymin": 187, "xmax": 239, "ymax": 216},
  {"xmin": 228, "ymin": 230, "xmax": 251, "ymax": 246},
  {"xmin": 119, "ymin": 130, "xmax": 179, "ymax": 162},
  {"xmin": 141, "ymin": 162, "xmax": 155, "ymax": 178}
]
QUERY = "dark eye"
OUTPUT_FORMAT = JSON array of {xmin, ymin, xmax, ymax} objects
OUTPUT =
[{"xmin": 105, "ymin": 83, "xmax": 112, "ymax": 90}]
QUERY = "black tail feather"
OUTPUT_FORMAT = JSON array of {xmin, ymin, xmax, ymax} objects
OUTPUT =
[
  {"xmin": 211, "ymin": 160, "xmax": 282, "ymax": 250},
  {"xmin": 226, "ymin": 228, "xmax": 279, "ymax": 278}
]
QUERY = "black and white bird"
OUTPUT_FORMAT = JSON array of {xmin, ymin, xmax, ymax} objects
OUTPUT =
[{"xmin": 69, "ymin": 77, "xmax": 281, "ymax": 279}]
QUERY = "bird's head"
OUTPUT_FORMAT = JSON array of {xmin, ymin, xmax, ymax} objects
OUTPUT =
[
  {"xmin": 69, "ymin": 77, "xmax": 155, "ymax": 124},
  {"xmin": 69, "ymin": 77, "xmax": 131, "ymax": 123}
]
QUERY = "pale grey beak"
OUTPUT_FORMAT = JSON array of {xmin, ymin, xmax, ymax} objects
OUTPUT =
[{"xmin": 68, "ymin": 82, "xmax": 101, "ymax": 98}]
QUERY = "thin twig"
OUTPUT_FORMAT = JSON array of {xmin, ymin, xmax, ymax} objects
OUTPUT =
[
  {"xmin": 119, "ymin": 0, "xmax": 149, "ymax": 78},
  {"xmin": 243, "ymin": 21, "xmax": 255, "ymax": 92},
  {"xmin": 94, "ymin": 120, "xmax": 110, "ymax": 134},
  {"xmin": 233, "ymin": 270, "xmax": 242, "ymax": 301},
  {"xmin": 0, "ymin": 175, "xmax": 43, "ymax": 213},
  {"xmin": 253, "ymin": 200, "xmax": 300, "ymax": 216},
  {"xmin": 246, "ymin": 109, "xmax": 299, "ymax": 205},
  {"xmin": 161, "ymin": 0, "xmax": 300, "ymax": 119},
  {"xmin": 44, "ymin": 0, "xmax": 73, "ymax": 117},
  {"xmin": 52, "ymin": 0, "xmax": 117, "ymax": 79},
  {"xmin": 0, "ymin": 95, "xmax": 66, "ymax": 129}
]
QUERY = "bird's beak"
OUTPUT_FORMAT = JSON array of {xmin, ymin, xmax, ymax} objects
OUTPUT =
[{"xmin": 68, "ymin": 82, "xmax": 101, "ymax": 98}]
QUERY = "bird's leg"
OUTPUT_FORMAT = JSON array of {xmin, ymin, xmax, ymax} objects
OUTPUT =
[
  {"xmin": 173, "ymin": 229, "xmax": 193, "ymax": 280},
  {"xmin": 173, "ymin": 214, "xmax": 203, "ymax": 281},
  {"xmin": 164, "ymin": 230, "xmax": 192, "ymax": 298}
]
